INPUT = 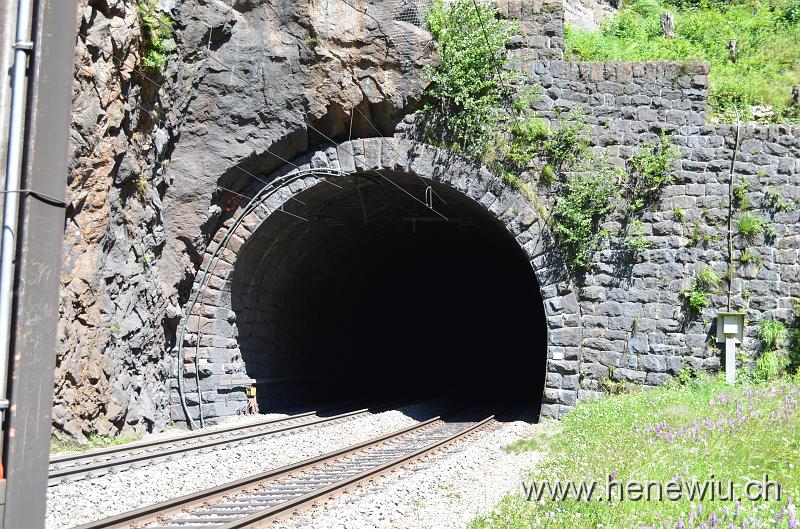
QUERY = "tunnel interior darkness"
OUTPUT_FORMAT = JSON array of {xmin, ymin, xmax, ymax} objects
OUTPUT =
[{"xmin": 229, "ymin": 172, "xmax": 547, "ymax": 415}]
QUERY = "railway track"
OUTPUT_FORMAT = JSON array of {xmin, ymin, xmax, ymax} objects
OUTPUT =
[
  {"xmin": 73, "ymin": 411, "xmax": 498, "ymax": 529},
  {"xmin": 49, "ymin": 405, "xmax": 380, "ymax": 486}
]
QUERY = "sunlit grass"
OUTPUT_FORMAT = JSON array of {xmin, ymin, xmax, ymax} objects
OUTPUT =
[
  {"xmin": 50, "ymin": 433, "xmax": 141, "ymax": 454},
  {"xmin": 471, "ymin": 375, "xmax": 800, "ymax": 528},
  {"xmin": 565, "ymin": 0, "xmax": 800, "ymax": 123}
]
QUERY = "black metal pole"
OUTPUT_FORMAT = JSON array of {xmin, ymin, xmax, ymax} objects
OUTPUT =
[{"xmin": 0, "ymin": 1, "xmax": 77, "ymax": 527}]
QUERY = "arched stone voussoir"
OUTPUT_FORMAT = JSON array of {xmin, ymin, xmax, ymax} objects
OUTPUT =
[{"xmin": 176, "ymin": 138, "xmax": 583, "ymax": 421}]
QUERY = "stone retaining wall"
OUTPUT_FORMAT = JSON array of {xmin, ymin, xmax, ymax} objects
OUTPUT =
[
  {"xmin": 168, "ymin": 0, "xmax": 800, "ymax": 424},
  {"xmin": 514, "ymin": 8, "xmax": 800, "ymax": 413}
]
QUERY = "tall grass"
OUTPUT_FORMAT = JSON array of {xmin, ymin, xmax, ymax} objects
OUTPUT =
[
  {"xmin": 566, "ymin": 0, "xmax": 800, "ymax": 122},
  {"xmin": 471, "ymin": 376, "xmax": 800, "ymax": 529}
]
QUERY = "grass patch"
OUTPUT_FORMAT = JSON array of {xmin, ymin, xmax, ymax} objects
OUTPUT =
[
  {"xmin": 471, "ymin": 376, "xmax": 800, "ymax": 529},
  {"xmin": 737, "ymin": 212, "xmax": 766, "ymax": 241},
  {"xmin": 565, "ymin": 0, "xmax": 800, "ymax": 122},
  {"xmin": 51, "ymin": 433, "xmax": 141, "ymax": 454}
]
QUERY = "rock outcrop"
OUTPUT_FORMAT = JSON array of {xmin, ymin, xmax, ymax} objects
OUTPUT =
[{"xmin": 58, "ymin": 0, "xmax": 435, "ymax": 440}]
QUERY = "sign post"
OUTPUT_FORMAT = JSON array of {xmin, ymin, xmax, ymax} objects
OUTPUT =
[{"xmin": 716, "ymin": 312, "xmax": 745, "ymax": 385}]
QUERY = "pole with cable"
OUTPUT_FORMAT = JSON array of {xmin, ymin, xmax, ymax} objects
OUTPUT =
[{"xmin": 0, "ymin": 0, "xmax": 34, "ymax": 438}]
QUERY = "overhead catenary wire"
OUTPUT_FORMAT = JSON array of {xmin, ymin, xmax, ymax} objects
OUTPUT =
[{"xmin": 77, "ymin": 30, "xmax": 444, "ymax": 218}]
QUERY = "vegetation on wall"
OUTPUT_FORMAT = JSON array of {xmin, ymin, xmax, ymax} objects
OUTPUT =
[
  {"xmin": 136, "ymin": 0, "xmax": 174, "ymax": 74},
  {"xmin": 754, "ymin": 300, "xmax": 800, "ymax": 380},
  {"xmin": 565, "ymin": 0, "xmax": 800, "ymax": 123},
  {"xmin": 422, "ymin": 0, "xmax": 677, "ymax": 273},
  {"xmin": 680, "ymin": 266, "xmax": 720, "ymax": 314}
]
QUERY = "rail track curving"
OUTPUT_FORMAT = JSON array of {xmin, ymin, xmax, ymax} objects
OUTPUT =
[{"xmin": 49, "ymin": 405, "xmax": 382, "ymax": 486}]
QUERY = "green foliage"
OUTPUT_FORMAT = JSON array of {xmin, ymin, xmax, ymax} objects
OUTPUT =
[
  {"xmin": 550, "ymin": 164, "xmax": 620, "ymax": 271},
  {"xmin": 423, "ymin": 0, "xmax": 517, "ymax": 159},
  {"xmin": 754, "ymin": 319, "xmax": 790, "ymax": 381},
  {"xmin": 135, "ymin": 175, "xmax": 149, "ymax": 199},
  {"xmin": 625, "ymin": 218, "xmax": 651, "ymax": 250},
  {"xmin": 564, "ymin": 0, "xmax": 800, "ymax": 123},
  {"xmin": 764, "ymin": 185, "xmax": 796, "ymax": 212},
  {"xmin": 755, "ymin": 349, "xmax": 789, "ymax": 381},
  {"xmin": 424, "ymin": 0, "xmax": 677, "ymax": 274},
  {"xmin": 470, "ymin": 378, "xmax": 800, "ymax": 529},
  {"xmin": 624, "ymin": 135, "xmax": 678, "ymax": 213},
  {"xmin": 790, "ymin": 328, "xmax": 800, "ymax": 372},
  {"xmin": 739, "ymin": 248, "xmax": 764, "ymax": 267},
  {"xmin": 535, "ymin": 114, "xmax": 591, "ymax": 174},
  {"xmin": 675, "ymin": 366, "xmax": 697, "ymax": 385},
  {"xmin": 732, "ymin": 180, "xmax": 750, "ymax": 210},
  {"xmin": 51, "ymin": 432, "xmax": 141, "ymax": 453},
  {"xmin": 759, "ymin": 318, "xmax": 788, "ymax": 352},
  {"xmin": 685, "ymin": 288, "xmax": 711, "ymax": 313},
  {"xmin": 673, "ymin": 206, "xmax": 685, "ymax": 221},
  {"xmin": 780, "ymin": 0, "xmax": 800, "ymax": 24},
  {"xmin": 737, "ymin": 212, "xmax": 765, "ymax": 240},
  {"xmin": 137, "ymin": 0, "xmax": 174, "ymax": 74},
  {"xmin": 680, "ymin": 266, "xmax": 719, "ymax": 315},
  {"xmin": 696, "ymin": 266, "xmax": 721, "ymax": 290}
]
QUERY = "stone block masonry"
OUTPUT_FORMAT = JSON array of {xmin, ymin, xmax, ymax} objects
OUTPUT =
[
  {"xmin": 168, "ymin": 0, "xmax": 800, "ymax": 424},
  {"xmin": 511, "ymin": 5, "xmax": 800, "ymax": 415},
  {"xmin": 59, "ymin": 0, "xmax": 800, "ymax": 438}
]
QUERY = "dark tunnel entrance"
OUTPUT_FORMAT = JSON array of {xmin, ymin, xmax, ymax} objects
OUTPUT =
[{"xmin": 230, "ymin": 172, "xmax": 547, "ymax": 416}]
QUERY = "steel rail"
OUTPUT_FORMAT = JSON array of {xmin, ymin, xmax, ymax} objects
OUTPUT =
[
  {"xmin": 71, "ymin": 416, "xmax": 443, "ymax": 529},
  {"xmin": 48, "ymin": 406, "xmax": 372, "ymax": 485},
  {"xmin": 72, "ymin": 413, "xmax": 496, "ymax": 529},
  {"xmin": 215, "ymin": 416, "xmax": 496, "ymax": 529}
]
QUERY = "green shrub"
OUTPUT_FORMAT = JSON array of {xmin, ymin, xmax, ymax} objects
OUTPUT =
[
  {"xmin": 686, "ymin": 288, "xmax": 710, "ymax": 313},
  {"xmin": 780, "ymin": 0, "xmax": 800, "ymax": 24},
  {"xmin": 625, "ymin": 218, "xmax": 651, "ymax": 250},
  {"xmin": 737, "ymin": 212, "xmax": 765, "ymax": 240},
  {"xmin": 732, "ymin": 180, "xmax": 750, "ymax": 210},
  {"xmin": 680, "ymin": 267, "xmax": 719, "ymax": 315},
  {"xmin": 550, "ymin": 164, "xmax": 621, "ymax": 271},
  {"xmin": 537, "ymin": 113, "xmax": 591, "ymax": 174},
  {"xmin": 675, "ymin": 367, "xmax": 697, "ymax": 385},
  {"xmin": 625, "ymin": 135, "xmax": 678, "ymax": 213},
  {"xmin": 764, "ymin": 186, "xmax": 796, "ymax": 212},
  {"xmin": 135, "ymin": 175, "xmax": 149, "ymax": 199},
  {"xmin": 739, "ymin": 248, "xmax": 764, "ymax": 267},
  {"xmin": 423, "ymin": 0, "xmax": 517, "ymax": 159},
  {"xmin": 755, "ymin": 349, "xmax": 789, "ymax": 381},
  {"xmin": 137, "ymin": 0, "xmax": 173, "ymax": 74},
  {"xmin": 789, "ymin": 328, "xmax": 800, "ymax": 371}
]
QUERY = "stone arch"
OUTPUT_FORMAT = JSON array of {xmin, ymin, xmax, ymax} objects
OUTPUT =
[{"xmin": 173, "ymin": 138, "xmax": 581, "ymax": 425}]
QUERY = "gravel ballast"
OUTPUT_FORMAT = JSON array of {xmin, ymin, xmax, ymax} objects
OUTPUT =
[
  {"xmin": 276, "ymin": 418, "xmax": 547, "ymax": 529},
  {"xmin": 47, "ymin": 405, "xmax": 547, "ymax": 529},
  {"xmin": 46, "ymin": 404, "xmax": 433, "ymax": 529}
]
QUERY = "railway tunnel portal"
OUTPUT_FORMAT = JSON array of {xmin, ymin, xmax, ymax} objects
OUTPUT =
[{"xmin": 173, "ymin": 138, "xmax": 582, "ymax": 426}]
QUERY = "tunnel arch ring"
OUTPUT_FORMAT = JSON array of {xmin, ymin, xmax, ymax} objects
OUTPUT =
[{"xmin": 176, "ymin": 138, "xmax": 583, "ymax": 427}]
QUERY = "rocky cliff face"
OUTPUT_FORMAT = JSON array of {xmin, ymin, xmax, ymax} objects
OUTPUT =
[{"xmin": 57, "ymin": 0, "xmax": 434, "ymax": 440}]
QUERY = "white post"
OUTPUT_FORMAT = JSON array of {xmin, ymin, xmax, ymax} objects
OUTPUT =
[
  {"xmin": 725, "ymin": 335, "xmax": 736, "ymax": 385},
  {"xmin": 717, "ymin": 312, "xmax": 744, "ymax": 386}
]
